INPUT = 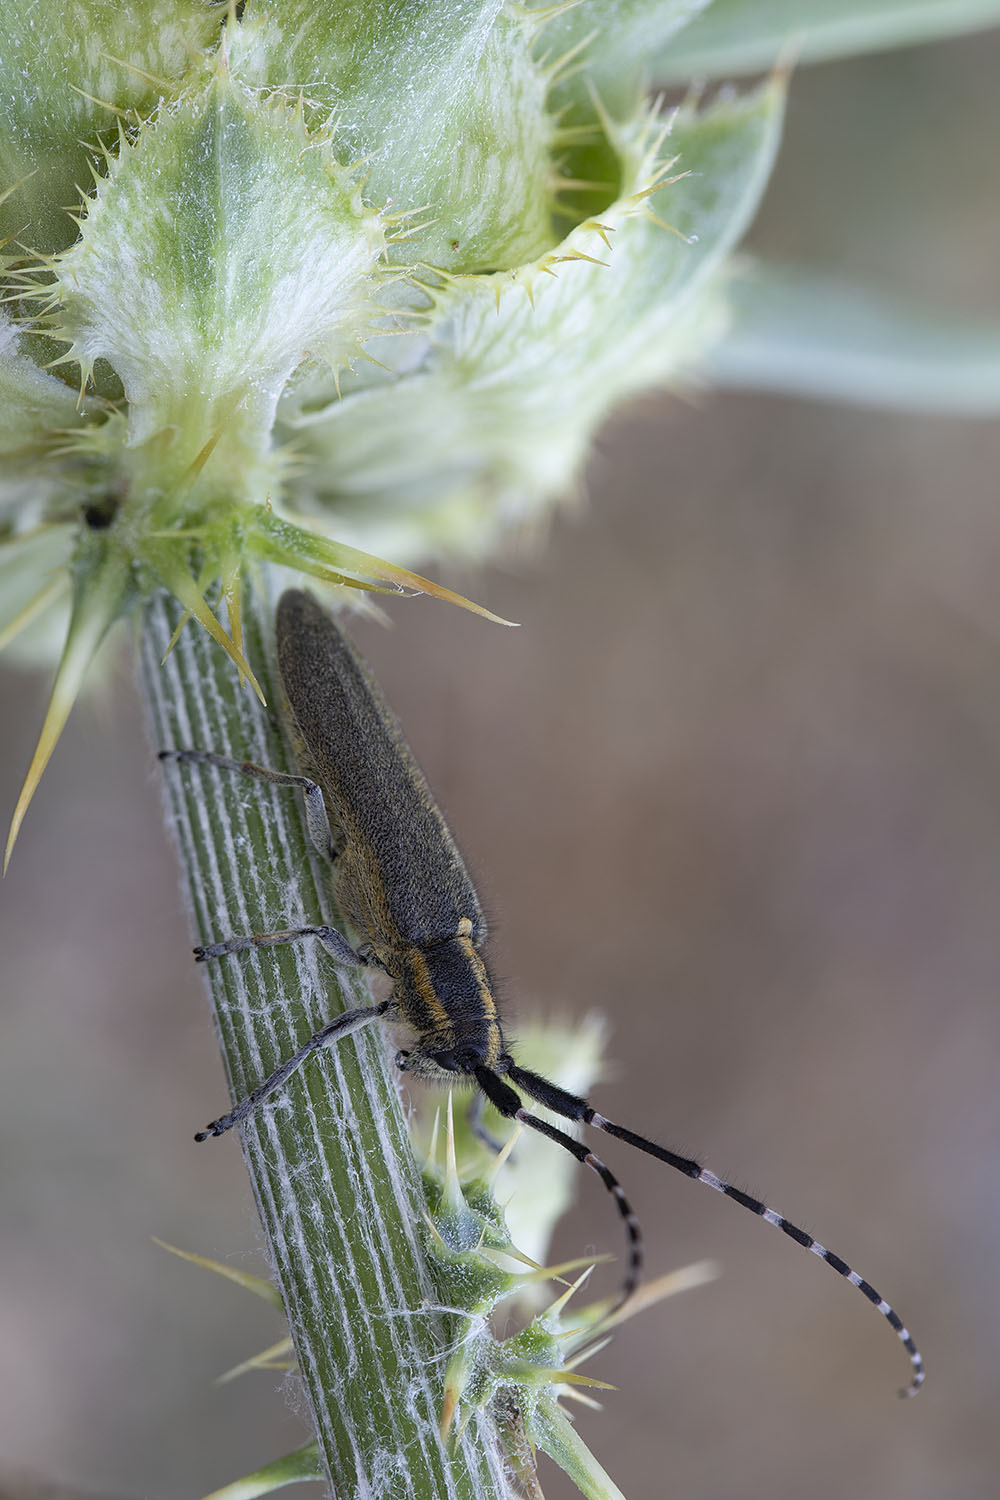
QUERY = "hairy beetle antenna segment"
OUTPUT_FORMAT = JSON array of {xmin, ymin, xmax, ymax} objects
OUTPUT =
[{"xmin": 163, "ymin": 589, "xmax": 924, "ymax": 1397}]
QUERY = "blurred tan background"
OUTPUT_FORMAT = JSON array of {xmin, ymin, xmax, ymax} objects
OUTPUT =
[{"xmin": 2, "ymin": 31, "xmax": 999, "ymax": 1500}]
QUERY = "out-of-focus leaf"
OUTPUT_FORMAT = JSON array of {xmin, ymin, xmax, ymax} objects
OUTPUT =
[
  {"xmin": 654, "ymin": 0, "xmax": 1000, "ymax": 80},
  {"xmin": 541, "ymin": 0, "xmax": 713, "ymax": 107},
  {"xmin": 703, "ymin": 259, "xmax": 1000, "ymax": 413}
]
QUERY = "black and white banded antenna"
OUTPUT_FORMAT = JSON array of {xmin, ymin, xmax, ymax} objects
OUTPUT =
[{"xmin": 476, "ymin": 1061, "xmax": 925, "ymax": 1397}]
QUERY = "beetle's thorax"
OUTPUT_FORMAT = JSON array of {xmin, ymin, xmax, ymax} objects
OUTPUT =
[{"xmin": 389, "ymin": 926, "xmax": 503, "ymax": 1077}]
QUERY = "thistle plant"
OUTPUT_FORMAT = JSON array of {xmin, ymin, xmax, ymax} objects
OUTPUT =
[{"xmin": 3, "ymin": 2, "xmax": 1000, "ymax": 1497}]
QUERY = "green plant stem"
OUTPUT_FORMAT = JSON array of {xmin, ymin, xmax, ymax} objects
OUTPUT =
[{"xmin": 142, "ymin": 579, "xmax": 514, "ymax": 1500}]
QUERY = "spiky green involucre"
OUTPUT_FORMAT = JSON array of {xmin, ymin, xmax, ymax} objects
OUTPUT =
[{"xmin": 1, "ymin": 3, "xmax": 792, "ymax": 866}]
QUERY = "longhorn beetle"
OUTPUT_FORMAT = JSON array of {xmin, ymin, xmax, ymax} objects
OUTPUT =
[{"xmin": 160, "ymin": 588, "xmax": 924, "ymax": 1396}]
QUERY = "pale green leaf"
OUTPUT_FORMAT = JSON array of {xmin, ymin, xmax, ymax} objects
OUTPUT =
[
  {"xmin": 702, "ymin": 259, "xmax": 1000, "ymax": 413},
  {"xmin": 654, "ymin": 0, "xmax": 1000, "ymax": 81}
]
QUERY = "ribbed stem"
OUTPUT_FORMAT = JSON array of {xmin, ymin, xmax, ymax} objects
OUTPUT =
[{"xmin": 141, "ymin": 579, "xmax": 514, "ymax": 1500}]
